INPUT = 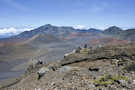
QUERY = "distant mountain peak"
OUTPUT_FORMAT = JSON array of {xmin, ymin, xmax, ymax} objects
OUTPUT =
[
  {"xmin": 39, "ymin": 24, "xmax": 54, "ymax": 29},
  {"xmin": 43, "ymin": 24, "xmax": 52, "ymax": 26},
  {"xmin": 104, "ymin": 26, "xmax": 123, "ymax": 35},
  {"xmin": 107, "ymin": 26, "xmax": 122, "ymax": 30}
]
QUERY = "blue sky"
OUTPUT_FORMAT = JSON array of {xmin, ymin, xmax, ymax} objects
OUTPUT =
[{"xmin": 0, "ymin": 0, "xmax": 135, "ymax": 29}]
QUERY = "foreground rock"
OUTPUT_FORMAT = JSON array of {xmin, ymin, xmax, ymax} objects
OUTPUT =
[
  {"xmin": 3, "ymin": 59, "xmax": 135, "ymax": 90},
  {"xmin": 2, "ymin": 43, "xmax": 135, "ymax": 90}
]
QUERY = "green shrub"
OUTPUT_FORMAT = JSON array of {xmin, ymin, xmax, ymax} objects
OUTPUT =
[
  {"xmin": 94, "ymin": 74, "xmax": 128, "ymax": 86},
  {"xmin": 80, "ymin": 48, "xmax": 89, "ymax": 54},
  {"xmin": 94, "ymin": 79, "xmax": 113, "ymax": 86},
  {"xmin": 112, "ymin": 75, "xmax": 128, "ymax": 81}
]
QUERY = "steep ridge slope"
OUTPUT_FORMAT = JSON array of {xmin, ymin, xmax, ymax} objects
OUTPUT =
[{"xmin": 3, "ymin": 43, "xmax": 135, "ymax": 90}]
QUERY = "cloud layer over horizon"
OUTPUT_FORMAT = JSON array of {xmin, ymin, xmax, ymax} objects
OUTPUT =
[{"xmin": 0, "ymin": 27, "xmax": 34, "ymax": 38}]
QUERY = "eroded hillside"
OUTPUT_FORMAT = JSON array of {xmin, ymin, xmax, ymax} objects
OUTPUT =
[{"xmin": 2, "ymin": 43, "xmax": 135, "ymax": 90}]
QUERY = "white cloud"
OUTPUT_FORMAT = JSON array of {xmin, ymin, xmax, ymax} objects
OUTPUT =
[
  {"xmin": 73, "ymin": 25, "xmax": 88, "ymax": 29},
  {"xmin": 0, "ymin": 27, "xmax": 34, "ymax": 37}
]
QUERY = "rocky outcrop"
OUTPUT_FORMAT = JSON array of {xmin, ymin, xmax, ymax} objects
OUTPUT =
[
  {"xmin": 61, "ymin": 44, "xmax": 135, "ymax": 66},
  {"xmin": 3, "ymin": 43, "xmax": 135, "ymax": 90}
]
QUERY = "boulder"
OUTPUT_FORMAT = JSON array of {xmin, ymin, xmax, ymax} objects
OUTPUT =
[
  {"xmin": 118, "ymin": 80, "xmax": 128, "ymax": 87},
  {"xmin": 59, "ymin": 66, "xmax": 73, "ymax": 73},
  {"xmin": 132, "ymin": 80, "xmax": 135, "ymax": 84},
  {"xmin": 37, "ymin": 67, "xmax": 49, "ymax": 80},
  {"xmin": 38, "ymin": 67, "xmax": 49, "ymax": 75}
]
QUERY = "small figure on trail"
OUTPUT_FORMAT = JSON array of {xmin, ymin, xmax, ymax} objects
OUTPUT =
[{"xmin": 84, "ymin": 44, "xmax": 88, "ymax": 48}]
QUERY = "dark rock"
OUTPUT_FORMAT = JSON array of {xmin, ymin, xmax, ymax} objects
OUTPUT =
[{"xmin": 88, "ymin": 67, "xmax": 99, "ymax": 72}]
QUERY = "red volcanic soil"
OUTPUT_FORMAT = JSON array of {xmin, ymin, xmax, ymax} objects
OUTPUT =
[
  {"xmin": 89, "ymin": 37, "xmax": 129, "ymax": 46},
  {"xmin": 0, "ymin": 38, "xmax": 28, "ymax": 47},
  {"xmin": 63, "ymin": 32, "xmax": 97, "ymax": 40}
]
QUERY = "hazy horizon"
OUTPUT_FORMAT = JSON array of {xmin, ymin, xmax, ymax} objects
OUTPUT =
[{"xmin": 0, "ymin": 0, "xmax": 135, "ymax": 37}]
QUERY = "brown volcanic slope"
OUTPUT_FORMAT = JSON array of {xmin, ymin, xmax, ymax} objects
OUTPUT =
[
  {"xmin": 0, "ymin": 25, "xmax": 103, "ymax": 61},
  {"xmin": 0, "ymin": 33, "xmax": 61, "ymax": 61},
  {"xmin": 0, "ymin": 33, "xmax": 129, "ymax": 61},
  {"xmin": 89, "ymin": 37, "xmax": 129, "ymax": 46}
]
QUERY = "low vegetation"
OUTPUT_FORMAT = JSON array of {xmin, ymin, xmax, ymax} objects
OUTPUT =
[{"xmin": 94, "ymin": 74, "xmax": 128, "ymax": 86}]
